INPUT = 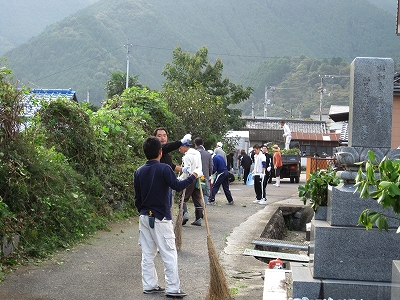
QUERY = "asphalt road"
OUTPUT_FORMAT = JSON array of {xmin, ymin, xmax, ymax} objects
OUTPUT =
[{"xmin": 0, "ymin": 174, "xmax": 305, "ymax": 300}]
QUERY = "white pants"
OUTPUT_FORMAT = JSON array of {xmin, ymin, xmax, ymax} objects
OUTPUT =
[
  {"xmin": 139, "ymin": 215, "xmax": 180, "ymax": 293},
  {"xmin": 285, "ymin": 135, "xmax": 292, "ymax": 150}
]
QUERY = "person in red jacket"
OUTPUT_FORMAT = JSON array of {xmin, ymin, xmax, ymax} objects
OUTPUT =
[{"xmin": 272, "ymin": 144, "xmax": 282, "ymax": 187}]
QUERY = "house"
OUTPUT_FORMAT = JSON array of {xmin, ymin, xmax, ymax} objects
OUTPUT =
[
  {"xmin": 243, "ymin": 118, "xmax": 340, "ymax": 156},
  {"xmin": 23, "ymin": 88, "xmax": 78, "ymax": 117}
]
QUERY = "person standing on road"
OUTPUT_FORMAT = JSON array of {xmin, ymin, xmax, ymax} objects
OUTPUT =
[
  {"xmin": 207, "ymin": 153, "xmax": 234, "ymax": 205},
  {"xmin": 240, "ymin": 150, "xmax": 253, "ymax": 185},
  {"xmin": 227, "ymin": 152, "xmax": 234, "ymax": 172},
  {"xmin": 272, "ymin": 144, "xmax": 282, "ymax": 187},
  {"xmin": 261, "ymin": 144, "xmax": 273, "ymax": 201},
  {"xmin": 178, "ymin": 141, "xmax": 203, "ymax": 226},
  {"xmin": 214, "ymin": 142, "xmax": 227, "ymax": 164},
  {"xmin": 153, "ymin": 127, "xmax": 191, "ymax": 172},
  {"xmin": 280, "ymin": 121, "xmax": 291, "ymax": 150},
  {"xmin": 237, "ymin": 150, "xmax": 244, "ymax": 181},
  {"xmin": 194, "ymin": 137, "xmax": 213, "ymax": 204},
  {"xmin": 134, "ymin": 137, "xmax": 202, "ymax": 298},
  {"xmin": 252, "ymin": 144, "xmax": 266, "ymax": 205}
]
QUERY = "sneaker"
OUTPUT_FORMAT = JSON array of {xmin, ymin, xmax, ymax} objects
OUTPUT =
[
  {"xmin": 182, "ymin": 212, "xmax": 189, "ymax": 225},
  {"xmin": 206, "ymin": 201, "xmax": 216, "ymax": 205},
  {"xmin": 191, "ymin": 218, "xmax": 202, "ymax": 226},
  {"xmin": 227, "ymin": 201, "xmax": 234, "ymax": 205},
  {"xmin": 253, "ymin": 199, "xmax": 260, "ymax": 204},
  {"xmin": 258, "ymin": 199, "xmax": 267, "ymax": 205},
  {"xmin": 143, "ymin": 286, "xmax": 165, "ymax": 294},
  {"xmin": 166, "ymin": 290, "xmax": 187, "ymax": 298}
]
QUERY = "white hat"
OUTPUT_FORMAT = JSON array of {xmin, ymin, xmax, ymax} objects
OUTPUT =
[{"xmin": 217, "ymin": 142, "xmax": 223, "ymax": 147}]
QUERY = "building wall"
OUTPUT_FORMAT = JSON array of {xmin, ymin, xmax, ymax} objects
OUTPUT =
[{"xmin": 393, "ymin": 95, "xmax": 400, "ymax": 148}]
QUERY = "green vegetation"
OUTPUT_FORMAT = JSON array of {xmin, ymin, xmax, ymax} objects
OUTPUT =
[
  {"xmin": 240, "ymin": 56, "xmax": 352, "ymax": 118},
  {"xmin": 0, "ymin": 47, "xmax": 251, "ymax": 279},
  {"xmin": 298, "ymin": 167, "xmax": 341, "ymax": 212},
  {"xmin": 355, "ymin": 150, "xmax": 400, "ymax": 232},
  {"xmin": 161, "ymin": 46, "xmax": 253, "ymax": 148}
]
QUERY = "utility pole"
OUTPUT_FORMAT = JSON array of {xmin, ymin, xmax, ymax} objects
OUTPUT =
[
  {"xmin": 318, "ymin": 74, "xmax": 350, "ymax": 121},
  {"xmin": 264, "ymin": 86, "xmax": 270, "ymax": 118},
  {"xmin": 86, "ymin": 88, "xmax": 90, "ymax": 103},
  {"xmin": 124, "ymin": 41, "xmax": 133, "ymax": 89},
  {"xmin": 318, "ymin": 75, "xmax": 325, "ymax": 121}
]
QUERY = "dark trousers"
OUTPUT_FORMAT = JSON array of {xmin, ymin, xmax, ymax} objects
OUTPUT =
[
  {"xmin": 182, "ymin": 180, "xmax": 203, "ymax": 219},
  {"xmin": 209, "ymin": 170, "xmax": 233, "ymax": 203},
  {"xmin": 253, "ymin": 175, "xmax": 263, "ymax": 200},
  {"xmin": 262, "ymin": 171, "xmax": 271, "ymax": 199},
  {"xmin": 243, "ymin": 167, "xmax": 251, "ymax": 184}
]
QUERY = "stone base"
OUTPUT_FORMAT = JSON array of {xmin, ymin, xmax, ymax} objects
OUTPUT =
[
  {"xmin": 310, "ymin": 220, "xmax": 400, "ymax": 282},
  {"xmin": 292, "ymin": 262, "xmax": 392, "ymax": 300},
  {"xmin": 392, "ymin": 261, "xmax": 400, "ymax": 300}
]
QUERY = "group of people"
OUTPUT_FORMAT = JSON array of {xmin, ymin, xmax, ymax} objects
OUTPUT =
[
  {"xmin": 237, "ymin": 143, "xmax": 283, "ymax": 206},
  {"xmin": 133, "ymin": 122, "xmax": 291, "ymax": 298},
  {"xmin": 133, "ymin": 128, "xmax": 234, "ymax": 298}
]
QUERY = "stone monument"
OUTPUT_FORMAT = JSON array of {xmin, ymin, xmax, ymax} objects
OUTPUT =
[{"xmin": 292, "ymin": 57, "xmax": 400, "ymax": 299}]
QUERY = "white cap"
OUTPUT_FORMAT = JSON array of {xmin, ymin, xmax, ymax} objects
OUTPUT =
[{"xmin": 217, "ymin": 142, "xmax": 223, "ymax": 147}]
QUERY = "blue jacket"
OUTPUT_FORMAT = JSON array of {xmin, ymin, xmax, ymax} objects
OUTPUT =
[
  {"xmin": 212, "ymin": 154, "xmax": 228, "ymax": 174},
  {"xmin": 134, "ymin": 160, "xmax": 196, "ymax": 220}
]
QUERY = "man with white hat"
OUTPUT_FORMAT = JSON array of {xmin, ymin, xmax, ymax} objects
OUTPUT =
[
  {"xmin": 214, "ymin": 142, "xmax": 227, "ymax": 164},
  {"xmin": 178, "ymin": 140, "xmax": 203, "ymax": 226}
]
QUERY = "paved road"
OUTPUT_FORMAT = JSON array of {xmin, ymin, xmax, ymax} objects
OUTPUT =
[{"xmin": 0, "ymin": 175, "xmax": 306, "ymax": 300}]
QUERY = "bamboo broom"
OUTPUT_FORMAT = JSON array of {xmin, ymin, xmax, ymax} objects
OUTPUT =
[
  {"xmin": 198, "ymin": 178, "xmax": 233, "ymax": 300},
  {"xmin": 174, "ymin": 188, "xmax": 186, "ymax": 250}
]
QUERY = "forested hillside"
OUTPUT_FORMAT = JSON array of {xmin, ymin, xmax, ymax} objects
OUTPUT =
[
  {"xmin": 2, "ymin": 0, "xmax": 400, "ymax": 110},
  {"xmin": 238, "ymin": 56, "xmax": 351, "ymax": 118},
  {"xmin": 0, "ymin": 0, "xmax": 99, "ymax": 54}
]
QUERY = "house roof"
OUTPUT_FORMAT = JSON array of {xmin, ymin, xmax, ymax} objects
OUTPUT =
[
  {"xmin": 329, "ymin": 105, "xmax": 349, "ymax": 122},
  {"xmin": 243, "ymin": 118, "xmax": 328, "ymax": 134},
  {"xmin": 23, "ymin": 88, "xmax": 77, "ymax": 117},
  {"xmin": 291, "ymin": 132, "xmax": 341, "ymax": 142}
]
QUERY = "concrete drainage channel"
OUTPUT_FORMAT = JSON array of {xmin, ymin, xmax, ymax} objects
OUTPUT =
[{"xmin": 248, "ymin": 206, "xmax": 314, "ymax": 300}]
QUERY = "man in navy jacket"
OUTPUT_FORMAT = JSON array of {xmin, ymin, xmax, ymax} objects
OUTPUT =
[{"xmin": 134, "ymin": 137, "xmax": 201, "ymax": 298}]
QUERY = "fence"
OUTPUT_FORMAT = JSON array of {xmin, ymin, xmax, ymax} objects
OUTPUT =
[{"xmin": 305, "ymin": 157, "xmax": 338, "ymax": 179}]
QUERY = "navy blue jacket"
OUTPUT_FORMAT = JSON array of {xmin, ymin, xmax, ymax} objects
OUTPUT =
[
  {"xmin": 212, "ymin": 154, "xmax": 228, "ymax": 174},
  {"xmin": 134, "ymin": 160, "xmax": 196, "ymax": 220}
]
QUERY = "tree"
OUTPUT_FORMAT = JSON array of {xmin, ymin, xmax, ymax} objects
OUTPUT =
[
  {"xmin": 0, "ymin": 62, "xmax": 28, "ymax": 143},
  {"xmin": 161, "ymin": 46, "xmax": 253, "ymax": 136},
  {"xmin": 104, "ymin": 71, "xmax": 142, "ymax": 98}
]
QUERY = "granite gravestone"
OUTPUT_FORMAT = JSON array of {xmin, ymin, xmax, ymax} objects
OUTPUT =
[{"xmin": 292, "ymin": 57, "xmax": 400, "ymax": 300}]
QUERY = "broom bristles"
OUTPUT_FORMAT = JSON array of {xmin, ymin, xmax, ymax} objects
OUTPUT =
[
  {"xmin": 204, "ymin": 235, "xmax": 233, "ymax": 300},
  {"xmin": 174, "ymin": 188, "xmax": 186, "ymax": 250},
  {"xmin": 174, "ymin": 211, "xmax": 183, "ymax": 250},
  {"xmin": 198, "ymin": 178, "xmax": 233, "ymax": 300}
]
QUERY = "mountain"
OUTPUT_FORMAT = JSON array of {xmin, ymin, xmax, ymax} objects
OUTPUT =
[
  {"xmin": 2, "ymin": 0, "xmax": 400, "ymax": 106},
  {"xmin": 0, "ymin": 0, "xmax": 100, "ymax": 55}
]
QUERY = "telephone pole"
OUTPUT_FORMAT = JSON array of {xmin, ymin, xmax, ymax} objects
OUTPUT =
[{"xmin": 124, "ymin": 41, "xmax": 133, "ymax": 89}]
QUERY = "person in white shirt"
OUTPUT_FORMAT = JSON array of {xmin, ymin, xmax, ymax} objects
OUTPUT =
[
  {"xmin": 251, "ymin": 144, "xmax": 267, "ymax": 205},
  {"xmin": 178, "ymin": 141, "xmax": 203, "ymax": 226},
  {"xmin": 280, "ymin": 121, "xmax": 291, "ymax": 150}
]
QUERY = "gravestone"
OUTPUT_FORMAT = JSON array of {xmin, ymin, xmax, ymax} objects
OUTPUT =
[{"xmin": 292, "ymin": 57, "xmax": 400, "ymax": 300}]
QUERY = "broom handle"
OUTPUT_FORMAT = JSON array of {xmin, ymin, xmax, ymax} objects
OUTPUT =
[{"xmin": 198, "ymin": 177, "xmax": 211, "ymax": 236}]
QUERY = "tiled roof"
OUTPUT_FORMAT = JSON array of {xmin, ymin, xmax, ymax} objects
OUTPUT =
[
  {"xmin": 23, "ymin": 88, "xmax": 77, "ymax": 117},
  {"xmin": 292, "ymin": 132, "xmax": 340, "ymax": 142},
  {"xmin": 243, "ymin": 118, "xmax": 328, "ymax": 134}
]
